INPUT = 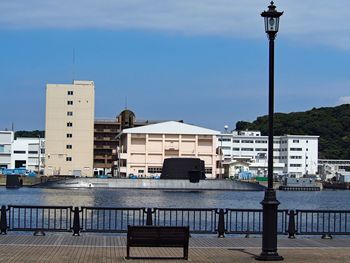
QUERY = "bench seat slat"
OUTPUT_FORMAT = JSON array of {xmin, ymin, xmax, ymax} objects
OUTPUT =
[{"xmin": 127, "ymin": 225, "xmax": 189, "ymax": 260}]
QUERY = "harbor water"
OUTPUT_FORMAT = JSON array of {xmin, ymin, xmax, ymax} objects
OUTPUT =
[{"xmin": 1, "ymin": 187, "xmax": 349, "ymax": 210}]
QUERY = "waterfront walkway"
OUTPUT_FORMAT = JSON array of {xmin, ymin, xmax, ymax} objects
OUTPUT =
[{"xmin": 1, "ymin": 234, "xmax": 350, "ymax": 262}]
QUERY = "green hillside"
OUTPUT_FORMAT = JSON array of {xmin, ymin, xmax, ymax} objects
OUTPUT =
[
  {"xmin": 15, "ymin": 130, "xmax": 45, "ymax": 139},
  {"xmin": 235, "ymin": 104, "xmax": 350, "ymax": 159}
]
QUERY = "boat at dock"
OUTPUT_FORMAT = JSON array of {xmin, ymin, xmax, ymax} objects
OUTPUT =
[
  {"xmin": 323, "ymin": 182, "xmax": 350, "ymax": 190},
  {"xmin": 279, "ymin": 177, "xmax": 321, "ymax": 191}
]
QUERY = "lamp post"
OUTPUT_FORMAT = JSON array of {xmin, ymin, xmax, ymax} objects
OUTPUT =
[
  {"xmin": 219, "ymin": 125, "xmax": 229, "ymax": 179},
  {"xmin": 37, "ymin": 134, "xmax": 41, "ymax": 174},
  {"xmin": 256, "ymin": 2, "xmax": 284, "ymax": 261}
]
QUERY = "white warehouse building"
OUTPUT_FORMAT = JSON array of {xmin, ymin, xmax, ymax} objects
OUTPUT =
[
  {"xmin": 218, "ymin": 130, "xmax": 319, "ymax": 178},
  {"xmin": 0, "ymin": 130, "xmax": 45, "ymax": 172}
]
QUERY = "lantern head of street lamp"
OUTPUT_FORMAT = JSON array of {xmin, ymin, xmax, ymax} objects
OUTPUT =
[{"xmin": 261, "ymin": 1, "xmax": 283, "ymax": 38}]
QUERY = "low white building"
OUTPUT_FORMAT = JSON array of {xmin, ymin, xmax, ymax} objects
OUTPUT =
[
  {"xmin": 218, "ymin": 130, "xmax": 319, "ymax": 178},
  {"xmin": 318, "ymin": 159, "xmax": 350, "ymax": 181},
  {"xmin": 0, "ymin": 131, "xmax": 14, "ymax": 169},
  {"xmin": 118, "ymin": 121, "xmax": 220, "ymax": 179},
  {"xmin": 11, "ymin": 137, "xmax": 45, "ymax": 172}
]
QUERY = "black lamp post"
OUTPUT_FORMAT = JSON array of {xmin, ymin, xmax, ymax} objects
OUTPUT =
[{"xmin": 256, "ymin": 2, "xmax": 284, "ymax": 261}]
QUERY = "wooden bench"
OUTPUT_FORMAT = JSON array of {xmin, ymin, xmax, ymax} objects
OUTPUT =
[{"xmin": 126, "ymin": 225, "xmax": 189, "ymax": 260}]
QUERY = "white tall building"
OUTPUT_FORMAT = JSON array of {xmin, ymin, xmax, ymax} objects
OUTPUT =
[
  {"xmin": 218, "ymin": 130, "xmax": 319, "ymax": 178},
  {"xmin": 0, "ymin": 131, "xmax": 14, "ymax": 169},
  {"xmin": 45, "ymin": 80, "xmax": 95, "ymax": 177}
]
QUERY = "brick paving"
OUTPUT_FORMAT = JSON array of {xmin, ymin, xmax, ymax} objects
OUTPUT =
[{"xmin": 1, "ymin": 234, "xmax": 350, "ymax": 262}]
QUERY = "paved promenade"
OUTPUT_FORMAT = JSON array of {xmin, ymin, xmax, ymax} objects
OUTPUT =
[{"xmin": 1, "ymin": 234, "xmax": 350, "ymax": 262}]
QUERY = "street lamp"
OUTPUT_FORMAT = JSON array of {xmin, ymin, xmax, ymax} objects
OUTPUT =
[
  {"xmin": 256, "ymin": 2, "xmax": 284, "ymax": 261},
  {"xmin": 219, "ymin": 125, "xmax": 229, "ymax": 179}
]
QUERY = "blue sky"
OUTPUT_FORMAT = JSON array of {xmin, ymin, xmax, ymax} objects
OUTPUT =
[{"xmin": 0, "ymin": 0, "xmax": 349, "ymax": 131}]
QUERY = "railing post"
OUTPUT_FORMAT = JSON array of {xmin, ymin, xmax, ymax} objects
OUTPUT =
[
  {"xmin": 217, "ymin": 209, "xmax": 225, "ymax": 238},
  {"xmin": 146, "ymin": 208, "xmax": 153, "ymax": 226},
  {"xmin": 0, "ymin": 205, "xmax": 7, "ymax": 234},
  {"xmin": 72, "ymin": 207, "xmax": 80, "ymax": 236},
  {"xmin": 287, "ymin": 210, "xmax": 296, "ymax": 239}
]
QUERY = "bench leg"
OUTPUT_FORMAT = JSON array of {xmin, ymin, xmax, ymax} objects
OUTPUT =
[
  {"xmin": 126, "ymin": 245, "xmax": 130, "ymax": 259},
  {"xmin": 183, "ymin": 246, "xmax": 188, "ymax": 260}
]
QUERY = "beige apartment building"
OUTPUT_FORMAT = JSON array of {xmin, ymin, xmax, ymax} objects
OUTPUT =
[
  {"xmin": 118, "ymin": 121, "xmax": 220, "ymax": 179},
  {"xmin": 45, "ymin": 80, "xmax": 95, "ymax": 177}
]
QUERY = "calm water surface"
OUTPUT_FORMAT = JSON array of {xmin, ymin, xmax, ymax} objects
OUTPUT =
[{"xmin": 1, "ymin": 187, "xmax": 349, "ymax": 210}]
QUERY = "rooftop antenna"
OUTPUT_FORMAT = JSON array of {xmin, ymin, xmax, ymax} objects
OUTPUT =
[
  {"xmin": 125, "ymin": 96, "xmax": 128, "ymax": 109},
  {"xmin": 72, "ymin": 48, "xmax": 76, "ymax": 82},
  {"xmin": 11, "ymin": 122, "xmax": 14, "ymax": 131}
]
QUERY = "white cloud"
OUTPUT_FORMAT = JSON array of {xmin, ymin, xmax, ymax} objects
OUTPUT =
[
  {"xmin": 338, "ymin": 96, "xmax": 350, "ymax": 105},
  {"xmin": 1, "ymin": 0, "xmax": 350, "ymax": 49}
]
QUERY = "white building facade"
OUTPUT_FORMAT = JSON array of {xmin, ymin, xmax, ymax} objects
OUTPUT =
[
  {"xmin": 0, "ymin": 131, "xmax": 45, "ymax": 172},
  {"xmin": 218, "ymin": 131, "xmax": 319, "ymax": 178},
  {"xmin": 0, "ymin": 131, "xmax": 14, "ymax": 169},
  {"xmin": 11, "ymin": 137, "xmax": 45, "ymax": 172},
  {"xmin": 118, "ymin": 121, "xmax": 220, "ymax": 179}
]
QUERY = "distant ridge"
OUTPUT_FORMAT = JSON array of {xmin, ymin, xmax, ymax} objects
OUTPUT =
[
  {"xmin": 15, "ymin": 130, "xmax": 45, "ymax": 139},
  {"xmin": 235, "ymin": 104, "xmax": 350, "ymax": 159}
]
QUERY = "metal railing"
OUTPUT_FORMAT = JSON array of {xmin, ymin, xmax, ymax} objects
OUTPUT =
[
  {"xmin": 80, "ymin": 207, "xmax": 147, "ymax": 233},
  {"xmin": 225, "ymin": 209, "xmax": 288, "ymax": 235},
  {"xmin": 7, "ymin": 205, "xmax": 73, "ymax": 233},
  {"xmin": 295, "ymin": 210, "xmax": 350, "ymax": 237},
  {"xmin": 154, "ymin": 208, "xmax": 217, "ymax": 234},
  {"xmin": 1, "ymin": 205, "xmax": 350, "ymax": 238}
]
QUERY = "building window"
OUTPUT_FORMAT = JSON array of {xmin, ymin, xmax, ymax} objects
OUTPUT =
[
  {"xmin": 66, "ymin": 157, "xmax": 72, "ymax": 161},
  {"xmin": 241, "ymin": 148, "xmax": 254, "ymax": 151},
  {"xmin": 232, "ymin": 140, "xmax": 240, "ymax": 143},
  {"xmin": 66, "ymin": 145, "xmax": 72, "ymax": 149},
  {"xmin": 293, "ymin": 140, "xmax": 299, "ymax": 143},
  {"xmin": 290, "ymin": 148, "xmax": 302, "ymax": 151},
  {"xmin": 221, "ymin": 146, "xmax": 231, "ymax": 150},
  {"xmin": 67, "ymin": 122, "xmax": 73, "ymax": 127},
  {"xmin": 290, "ymin": 164, "xmax": 302, "ymax": 167},
  {"xmin": 67, "ymin": 133, "xmax": 72, "ymax": 138},
  {"xmin": 232, "ymin": 148, "xmax": 240, "ymax": 151},
  {"xmin": 68, "ymin": 91, "xmax": 73, "ymax": 95},
  {"xmin": 67, "ymin": 101, "xmax": 73, "ymax": 105},
  {"xmin": 255, "ymin": 140, "xmax": 268, "ymax": 143},
  {"xmin": 218, "ymin": 138, "xmax": 231, "ymax": 142},
  {"xmin": 242, "ymin": 140, "xmax": 254, "ymax": 143},
  {"xmin": 205, "ymin": 168, "xmax": 213, "ymax": 174},
  {"xmin": 67, "ymin": 111, "xmax": 73, "ymax": 116},
  {"xmin": 0, "ymin": 145, "xmax": 4, "ymax": 153},
  {"xmin": 28, "ymin": 151, "xmax": 38, "ymax": 154},
  {"xmin": 290, "ymin": 156, "xmax": 302, "ymax": 159},
  {"xmin": 14, "ymin": 150, "xmax": 26, "ymax": 154},
  {"xmin": 148, "ymin": 167, "xmax": 162, "ymax": 173},
  {"xmin": 255, "ymin": 148, "xmax": 267, "ymax": 151}
]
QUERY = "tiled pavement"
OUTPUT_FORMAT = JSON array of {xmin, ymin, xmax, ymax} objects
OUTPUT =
[{"xmin": 1, "ymin": 234, "xmax": 350, "ymax": 262}]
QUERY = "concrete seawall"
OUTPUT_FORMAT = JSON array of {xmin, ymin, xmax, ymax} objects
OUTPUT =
[{"xmin": 39, "ymin": 178, "xmax": 266, "ymax": 191}]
